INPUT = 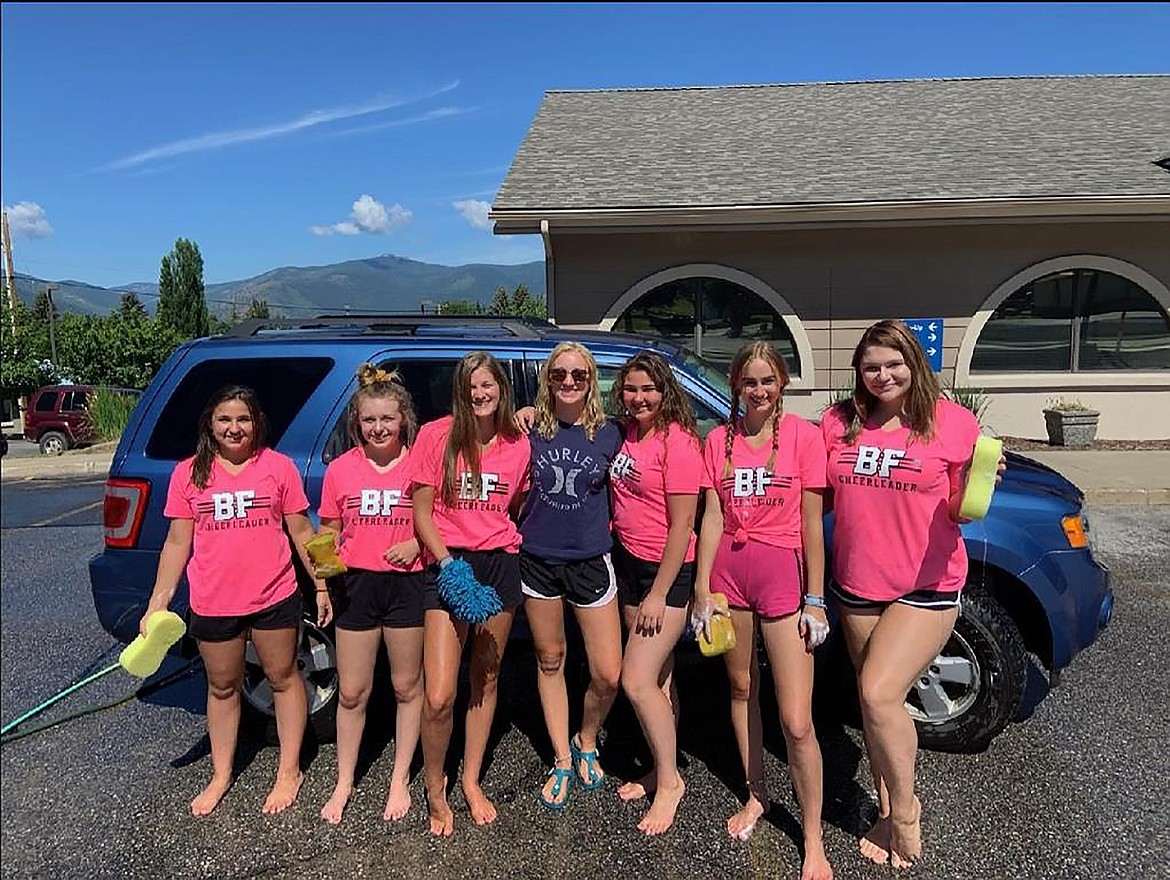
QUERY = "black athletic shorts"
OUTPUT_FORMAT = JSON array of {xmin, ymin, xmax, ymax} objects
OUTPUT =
[
  {"xmin": 331, "ymin": 567, "xmax": 426, "ymax": 630},
  {"xmin": 611, "ymin": 538, "xmax": 694, "ymax": 609},
  {"xmin": 188, "ymin": 590, "xmax": 302, "ymax": 643},
  {"xmin": 423, "ymin": 548, "xmax": 523, "ymax": 614},
  {"xmin": 830, "ymin": 579, "xmax": 962, "ymax": 611},
  {"xmin": 520, "ymin": 550, "xmax": 617, "ymax": 609}
]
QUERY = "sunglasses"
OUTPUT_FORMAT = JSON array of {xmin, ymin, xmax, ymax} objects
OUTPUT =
[{"xmin": 548, "ymin": 367, "xmax": 590, "ymax": 384}]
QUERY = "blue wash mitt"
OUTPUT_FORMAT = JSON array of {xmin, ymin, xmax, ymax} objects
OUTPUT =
[{"xmin": 437, "ymin": 558, "xmax": 503, "ymax": 624}]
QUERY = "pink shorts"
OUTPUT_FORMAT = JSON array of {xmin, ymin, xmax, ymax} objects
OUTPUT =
[{"xmin": 710, "ymin": 533, "xmax": 804, "ymax": 619}]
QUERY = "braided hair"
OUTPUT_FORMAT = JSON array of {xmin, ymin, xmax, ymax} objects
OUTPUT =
[{"xmin": 722, "ymin": 342, "xmax": 790, "ymax": 480}]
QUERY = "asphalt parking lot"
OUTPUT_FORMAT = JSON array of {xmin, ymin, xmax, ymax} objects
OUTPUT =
[{"xmin": 1, "ymin": 476, "xmax": 1168, "ymax": 880}]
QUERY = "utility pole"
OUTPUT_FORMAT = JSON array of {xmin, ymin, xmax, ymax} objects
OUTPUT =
[
  {"xmin": 45, "ymin": 286, "xmax": 59, "ymax": 366},
  {"xmin": 2, "ymin": 210, "xmax": 25, "ymax": 434},
  {"xmin": 1, "ymin": 211, "xmax": 17, "ymax": 320}
]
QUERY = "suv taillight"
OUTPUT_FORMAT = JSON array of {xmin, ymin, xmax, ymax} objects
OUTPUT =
[{"xmin": 104, "ymin": 478, "xmax": 150, "ymax": 549}]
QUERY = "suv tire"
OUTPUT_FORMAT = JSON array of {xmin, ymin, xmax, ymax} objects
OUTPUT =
[
  {"xmin": 38, "ymin": 430, "xmax": 70, "ymax": 456},
  {"xmin": 241, "ymin": 614, "xmax": 339, "ymax": 744},
  {"xmin": 909, "ymin": 584, "xmax": 1027, "ymax": 752},
  {"xmin": 826, "ymin": 583, "xmax": 1028, "ymax": 753}
]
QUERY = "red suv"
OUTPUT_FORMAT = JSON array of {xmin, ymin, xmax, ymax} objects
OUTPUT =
[{"xmin": 23, "ymin": 385, "xmax": 98, "ymax": 455}]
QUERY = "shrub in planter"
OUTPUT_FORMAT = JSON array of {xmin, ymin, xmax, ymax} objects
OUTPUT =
[{"xmin": 1042, "ymin": 399, "xmax": 1100, "ymax": 448}]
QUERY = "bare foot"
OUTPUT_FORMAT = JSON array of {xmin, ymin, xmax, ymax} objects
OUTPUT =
[
  {"xmin": 801, "ymin": 834, "xmax": 834, "ymax": 880},
  {"xmin": 617, "ymin": 770, "xmax": 656, "ymax": 802},
  {"xmin": 727, "ymin": 794, "xmax": 766, "ymax": 841},
  {"xmin": 426, "ymin": 778, "xmax": 454, "ymax": 837},
  {"xmin": 859, "ymin": 815, "xmax": 891, "ymax": 865},
  {"xmin": 319, "ymin": 783, "xmax": 352, "ymax": 825},
  {"xmin": 190, "ymin": 775, "xmax": 232, "ymax": 817},
  {"xmin": 262, "ymin": 769, "xmax": 304, "ymax": 815},
  {"xmin": 383, "ymin": 779, "xmax": 412, "ymax": 822},
  {"xmin": 462, "ymin": 779, "xmax": 498, "ymax": 826},
  {"xmin": 636, "ymin": 774, "xmax": 685, "ymax": 836},
  {"xmin": 889, "ymin": 797, "xmax": 922, "ymax": 870}
]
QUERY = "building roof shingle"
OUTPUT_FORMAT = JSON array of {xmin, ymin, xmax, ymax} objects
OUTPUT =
[{"xmin": 493, "ymin": 76, "xmax": 1170, "ymax": 213}]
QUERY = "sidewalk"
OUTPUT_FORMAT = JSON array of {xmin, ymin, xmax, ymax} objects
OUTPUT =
[
  {"xmin": 1020, "ymin": 449, "xmax": 1170, "ymax": 507},
  {"xmin": 1, "ymin": 442, "xmax": 119, "ymax": 481},
  {"xmin": 2, "ymin": 443, "xmax": 1167, "ymax": 505}
]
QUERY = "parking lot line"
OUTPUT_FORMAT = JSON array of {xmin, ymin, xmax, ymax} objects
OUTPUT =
[{"xmin": 29, "ymin": 499, "xmax": 103, "ymax": 528}]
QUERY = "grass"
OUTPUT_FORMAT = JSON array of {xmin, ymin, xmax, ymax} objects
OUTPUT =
[{"xmin": 85, "ymin": 388, "xmax": 140, "ymax": 441}]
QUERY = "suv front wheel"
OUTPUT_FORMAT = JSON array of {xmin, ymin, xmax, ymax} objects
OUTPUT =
[
  {"xmin": 827, "ymin": 582, "xmax": 1028, "ymax": 753},
  {"xmin": 242, "ymin": 614, "xmax": 339, "ymax": 744},
  {"xmin": 909, "ymin": 584, "xmax": 1028, "ymax": 752}
]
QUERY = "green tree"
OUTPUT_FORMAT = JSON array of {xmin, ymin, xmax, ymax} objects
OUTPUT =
[
  {"xmin": 487, "ymin": 283, "xmax": 547, "ymax": 318},
  {"xmin": 116, "ymin": 292, "xmax": 149, "ymax": 320},
  {"xmin": 31, "ymin": 288, "xmax": 59, "ymax": 324},
  {"xmin": 55, "ymin": 311, "xmax": 181, "ymax": 390},
  {"xmin": 0, "ymin": 296, "xmax": 48, "ymax": 396},
  {"xmin": 245, "ymin": 298, "xmax": 270, "ymax": 319},
  {"xmin": 157, "ymin": 238, "xmax": 209, "ymax": 339},
  {"xmin": 438, "ymin": 298, "xmax": 485, "ymax": 315}
]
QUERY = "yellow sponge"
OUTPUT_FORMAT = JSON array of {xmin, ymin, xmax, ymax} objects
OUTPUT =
[
  {"xmin": 698, "ymin": 593, "xmax": 738, "ymax": 658},
  {"xmin": 304, "ymin": 532, "xmax": 347, "ymax": 578},
  {"xmin": 119, "ymin": 611, "xmax": 187, "ymax": 678},
  {"xmin": 959, "ymin": 436, "xmax": 1004, "ymax": 521}
]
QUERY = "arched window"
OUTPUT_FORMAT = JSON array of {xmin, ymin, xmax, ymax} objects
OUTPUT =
[
  {"xmin": 971, "ymin": 268, "xmax": 1170, "ymax": 372},
  {"xmin": 614, "ymin": 276, "xmax": 801, "ymax": 375}
]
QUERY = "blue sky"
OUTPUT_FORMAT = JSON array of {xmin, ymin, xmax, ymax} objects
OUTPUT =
[{"xmin": 2, "ymin": 2, "xmax": 1168, "ymax": 289}]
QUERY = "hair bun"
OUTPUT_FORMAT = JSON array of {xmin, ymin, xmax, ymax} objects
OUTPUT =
[{"xmin": 356, "ymin": 363, "xmax": 401, "ymax": 388}]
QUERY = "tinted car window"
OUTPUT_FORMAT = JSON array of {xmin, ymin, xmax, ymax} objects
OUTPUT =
[
  {"xmin": 322, "ymin": 357, "xmax": 516, "ymax": 464},
  {"xmin": 147, "ymin": 357, "xmax": 334, "ymax": 460},
  {"xmin": 62, "ymin": 391, "xmax": 89, "ymax": 411},
  {"xmin": 34, "ymin": 392, "xmax": 59, "ymax": 412},
  {"xmin": 596, "ymin": 364, "xmax": 723, "ymax": 440}
]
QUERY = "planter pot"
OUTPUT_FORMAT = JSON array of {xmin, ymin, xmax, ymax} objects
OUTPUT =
[{"xmin": 1042, "ymin": 408, "xmax": 1100, "ymax": 448}]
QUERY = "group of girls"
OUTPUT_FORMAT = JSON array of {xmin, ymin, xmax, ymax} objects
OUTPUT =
[{"xmin": 143, "ymin": 318, "xmax": 1000, "ymax": 877}]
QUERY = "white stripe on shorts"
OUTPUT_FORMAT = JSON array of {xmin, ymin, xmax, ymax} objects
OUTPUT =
[{"xmin": 569, "ymin": 552, "xmax": 618, "ymax": 609}]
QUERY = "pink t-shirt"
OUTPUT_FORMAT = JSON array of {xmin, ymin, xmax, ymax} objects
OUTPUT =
[
  {"xmin": 164, "ymin": 448, "xmax": 309, "ymax": 616},
  {"xmin": 610, "ymin": 422, "xmax": 703, "ymax": 563},
  {"xmin": 412, "ymin": 416, "xmax": 531, "ymax": 554},
  {"xmin": 319, "ymin": 446, "xmax": 422, "ymax": 573},
  {"xmin": 822, "ymin": 399, "xmax": 980, "ymax": 601},
  {"xmin": 701, "ymin": 415, "xmax": 827, "ymax": 550}
]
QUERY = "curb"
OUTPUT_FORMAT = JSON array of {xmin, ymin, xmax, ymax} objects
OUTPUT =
[
  {"xmin": 0, "ymin": 456, "xmax": 113, "ymax": 481},
  {"xmin": 1084, "ymin": 488, "xmax": 1170, "ymax": 507}
]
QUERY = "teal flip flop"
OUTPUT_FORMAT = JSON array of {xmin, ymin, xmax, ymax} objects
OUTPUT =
[
  {"xmin": 571, "ymin": 735, "xmax": 605, "ymax": 791},
  {"xmin": 539, "ymin": 766, "xmax": 573, "ymax": 812}
]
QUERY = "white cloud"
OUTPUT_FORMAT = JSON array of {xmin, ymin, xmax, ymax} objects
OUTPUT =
[
  {"xmin": 453, "ymin": 199, "xmax": 492, "ymax": 231},
  {"xmin": 332, "ymin": 106, "xmax": 474, "ymax": 137},
  {"xmin": 100, "ymin": 81, "xmax": 459, "ymax": 171},
  {"xmin": 312, "ymin": 195, "xmax": 411, "ymax": 237},
  {"xmin": 2, "ymin": 202, "xmax": 53, "ymax": 238}
]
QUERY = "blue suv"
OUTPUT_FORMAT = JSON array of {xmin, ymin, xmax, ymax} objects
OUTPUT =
[{"xmin": 89, "ymin": 315, "xmax": 1113, "ymax": 751}]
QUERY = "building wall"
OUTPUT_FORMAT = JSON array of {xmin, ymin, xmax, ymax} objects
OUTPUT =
[{"xmin": 548, "ymin": 218, "xmax": 1170, "ymax": 439}]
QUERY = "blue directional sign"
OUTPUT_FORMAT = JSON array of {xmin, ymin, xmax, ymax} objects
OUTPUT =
[{"xmin": 903, "ymin": 318, "xmax": 944, "ymax": 372}]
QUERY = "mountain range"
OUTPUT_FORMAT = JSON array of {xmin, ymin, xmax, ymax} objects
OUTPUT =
[{"xmin": 9, "ymin": 254, "xmax": 547, "ymax": 317}]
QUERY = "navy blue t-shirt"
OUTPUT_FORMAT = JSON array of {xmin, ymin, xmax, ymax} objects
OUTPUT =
[{"xmin": 519, "ymin": 419, "xmax": 623, "ymax": 564}]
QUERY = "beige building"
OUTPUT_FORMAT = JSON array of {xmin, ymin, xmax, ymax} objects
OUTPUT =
[{"xmin": 491, "ymin": 76, "xmax": 1170, "ymax": 440}]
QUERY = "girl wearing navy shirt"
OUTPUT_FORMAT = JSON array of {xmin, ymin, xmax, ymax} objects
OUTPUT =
[{"xmin": 517, "ymin": 342, "xmax": 624, "ymax": 811}]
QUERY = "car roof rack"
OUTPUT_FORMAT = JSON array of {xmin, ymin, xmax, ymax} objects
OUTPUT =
[{"xmin": 224, "ymin": 313, "xmax": 557, "ymax": 339}]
